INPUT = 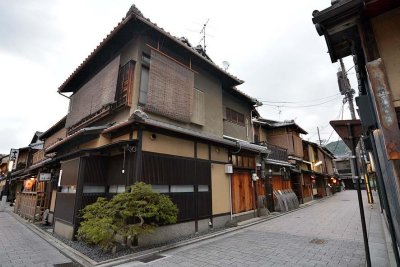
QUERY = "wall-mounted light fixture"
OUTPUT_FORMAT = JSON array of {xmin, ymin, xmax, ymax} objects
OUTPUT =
[
  {"xmin": 314, "ymin": 161, "xmax": 323, "ymax": 167},
  {"xmin": 7, "ymin": 160, "xmax": 14, "ymax": 172}
]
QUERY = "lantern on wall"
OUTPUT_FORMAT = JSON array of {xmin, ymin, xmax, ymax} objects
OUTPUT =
[{"xmin": 24, "ymin": 178, "xmax": 35, "ymax": 191}]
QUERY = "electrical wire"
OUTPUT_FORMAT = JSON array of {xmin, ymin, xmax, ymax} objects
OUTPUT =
[
  {"xmin": 259, "ymin": 92, "xmax": 340, "ymax": 104},
  {"xmin": 262, "ymin": 96, "xmax": 342, "ymax": 108},
  {"xmin": 323, "ymin": 102, "xmax": 344, "ymax": 146}
]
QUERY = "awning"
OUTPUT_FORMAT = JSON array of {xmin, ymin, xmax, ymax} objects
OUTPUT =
[
  {"xmin": 105, "ymin": 113, "xmax": 270, "ymax": 154},
  {"xmin": 24, "ymin": 158, "xmax": 55, "ymax": 173},
  {"xmin": 265, "ymin": 159, "xmax": 293, "ymax": 168},
  {"xmin": 46, "ymin": 125, "xmax": 109, "ymax": 153}
]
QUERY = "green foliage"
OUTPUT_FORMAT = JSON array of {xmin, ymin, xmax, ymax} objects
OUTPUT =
[
  {"xmin": 325, "ymin": 140, "xmax": 350, "ymax": 156},
  {"xmin": 77, "ymin": 182, "xmax": 178, "ymax": 251}
]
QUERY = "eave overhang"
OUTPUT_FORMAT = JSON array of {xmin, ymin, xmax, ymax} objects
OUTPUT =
[
  {"xmin": 312, "ymin": 0, "xmax": 364, "ymax": 62},
  {"xmin": 45, "ymin": 125, "xmax": 108, "ymax": 153},
  {"xmin": 59, "ymin": 12, "xmax": 242, "ymax": 94},
  {"xmin": 105, "ymin": 115, "xmax": 270, "ymax": 154}
]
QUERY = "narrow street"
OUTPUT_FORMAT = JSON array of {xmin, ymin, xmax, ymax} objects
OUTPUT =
[
  {"xmin": 0, "ymin": 210, "xmax": 72, "ymax": 267},
  {"xmin": 120, "ymin": 190, "xmax": 389, "ymax": 267}
]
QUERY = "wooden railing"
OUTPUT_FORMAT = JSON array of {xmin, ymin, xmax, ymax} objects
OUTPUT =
[{"xmin": 264, "ymin": 142, "xmax": 288, "ymax": 162}]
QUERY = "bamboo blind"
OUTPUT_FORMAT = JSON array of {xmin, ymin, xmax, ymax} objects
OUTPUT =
[{"xmin": 146, "ymin": 50, "xmax": 194, "ymax": 123}]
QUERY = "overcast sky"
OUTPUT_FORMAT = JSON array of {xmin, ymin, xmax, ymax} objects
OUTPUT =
[{"xmin": 0, "ymin": 0, "xmax": 358, "ymax": 154}]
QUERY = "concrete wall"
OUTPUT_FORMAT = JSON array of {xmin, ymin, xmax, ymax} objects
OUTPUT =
[
  {"xmin": 197, "ymin": 142, "xmax": 209, "ymax": 160},
  {"xmin": 138, "ymin": 214, "xmax": 230, "ymax": 247},
  {"xmin": 211, "ymin": 163, "xmax": 230, "ymax": 215},
  {"xmin": 54, "ymin": 220, "xmax": 74, "ymax": 240},
  {"xmin": 210, "ymin": 146, "xmax": 228, "ymax": 162},
  {"xmin": 142, "ymin": 131, "xmax": 194, "ymax": 158},
  {"xmin": 222, "ymin": 91, "xmax": 252, "ymax": 142},
  {"xmin": 371, "ymin": 7, "xmax": 400, "ymax": 107}
]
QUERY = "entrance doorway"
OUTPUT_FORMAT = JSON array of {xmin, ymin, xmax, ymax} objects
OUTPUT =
[{"xmin": 231, "ymin": 171, "xmax": 254, "ymax": 214}]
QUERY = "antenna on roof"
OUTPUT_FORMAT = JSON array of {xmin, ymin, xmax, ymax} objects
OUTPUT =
[
  {"xmin": 199, "ymin": 19, "xmax": 210, "ymax": 52},
  {"xmin": 222, "ymin": 61, "xmax": 230, "ymax": 71}
]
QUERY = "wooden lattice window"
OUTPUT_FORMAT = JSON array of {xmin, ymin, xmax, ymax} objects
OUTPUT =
[
  {"xmin": 226, "ymin": 107, "xmax": 245, "ymax": 126},
  {"xmin": 115, "ymin": 60, "xmax": 135, "ymax": 107}
]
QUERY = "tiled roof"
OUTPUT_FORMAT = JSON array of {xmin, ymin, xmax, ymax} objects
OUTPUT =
[
  {"xmin": 45, "ymin": 125, "xmax": 109, "ymax": 153},
  {"xmin": 254, "ymin": 118, "xmax": 308, "ymax": 134},
  {"xmin": 59, "ymin": 5, "xmax": 243, "ymax": 93}
]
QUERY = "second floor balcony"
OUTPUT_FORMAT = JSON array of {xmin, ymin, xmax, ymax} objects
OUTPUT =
[{"xmin": 259, "ymin": 141, "xmax": 288, "ymax": 162}]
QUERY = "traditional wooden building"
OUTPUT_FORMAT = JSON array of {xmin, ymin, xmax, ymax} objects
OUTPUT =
[
  {"xmin": 10, "ymin": 132, "xmax": 46, "ymax": 221},
  {"xmin": 302, "ymin": 141, "xmax": 337, "ymax": 198},
  {"xmin": 46, "ymin": 5, "xmax": 268, "ymax": 242},
  {"xmin": 0, "ymin": 154, "xmax": 9, "ymax": 195},
  {"xmin": 254, "ymin": 118, "xmax": 312, "ymax": 204},
  {"xmin": 313, "ymin": 0, "xmax": 400, "ymax": 254}
]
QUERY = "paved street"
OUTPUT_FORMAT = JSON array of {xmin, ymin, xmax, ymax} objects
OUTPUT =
[
  {"xmin": 0, "ymin": 211, "xmax": 72, "ymax": 267},
  {"xmin": 0, "ymin": 191, "xmax": 390, "ymax": 267},
  {"xmin": 120, "ymin": 190, "xmax": 390, "ymax": 267}
]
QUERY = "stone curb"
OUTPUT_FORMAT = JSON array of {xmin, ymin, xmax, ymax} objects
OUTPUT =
[
  {"xmin": 8, "ymin": 211, "xmax": 96, "ymax": 267},
  {"xmin": 9, "ymin": 195, "xmax": 333, "ymax": 267}
]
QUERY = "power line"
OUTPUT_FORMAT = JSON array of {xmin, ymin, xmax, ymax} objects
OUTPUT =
[
  {"xmin": 320, "ymin": 102, "xmax": 345, "ymax": 146},
  {"xmin": 259, "ymin": 92, "xmax": 340, "ymax": 104},
  {"xmin": 262, "ymin": 96, "xmax": 342, "ymax": 108}
]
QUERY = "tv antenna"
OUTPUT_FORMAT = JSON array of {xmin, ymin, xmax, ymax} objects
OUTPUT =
[
  {"xmin": 199, "ymin": 19, "xmax": 210, "ymax": 52},
  {"xmin": 222, "ymin": 61, "xmax": 230, "ymax": 71}
]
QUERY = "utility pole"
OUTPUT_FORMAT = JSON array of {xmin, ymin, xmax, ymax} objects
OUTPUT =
[
  {"xmin": 337, "ymin": 60, "xmax": 374, "ymax": 204},
  {"xmin": 317, "ymin": 127, "xmax": 322, "ymax": 146},
  {"xmin": 339, "ymin": 59, "xmax": 356, "ymax": 120}
]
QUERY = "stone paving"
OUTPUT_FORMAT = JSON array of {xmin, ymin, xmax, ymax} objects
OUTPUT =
[
  {"xmin": 0, "ymin": 211, "xmax": 72, "ymax": 267},
  {"xmin": 119, "ymin": 190, "xmax": 389, "ymax": 267}
]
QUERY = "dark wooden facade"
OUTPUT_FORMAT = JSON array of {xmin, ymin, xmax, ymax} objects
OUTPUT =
[{"xmin": 140, "ymin": 152, "xmax": 212, "ymax": 222}]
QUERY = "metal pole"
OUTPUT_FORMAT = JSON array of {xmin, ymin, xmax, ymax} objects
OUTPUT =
[
  {"xmin": 348, "ymin": 124, "xmax": 371, "ymax": 267},
  {"xmin": 340, "ymin": 59, "xmax": 373, "ymax": 204},
  {"xmin": 317, "ymin": 127, "xmax": 322, "ymax": 146}
]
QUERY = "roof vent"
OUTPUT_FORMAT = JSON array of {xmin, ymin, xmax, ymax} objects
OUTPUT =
[{"xmin": 126, "ymin": 4, "xmax": 143, "ymax": 17}]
